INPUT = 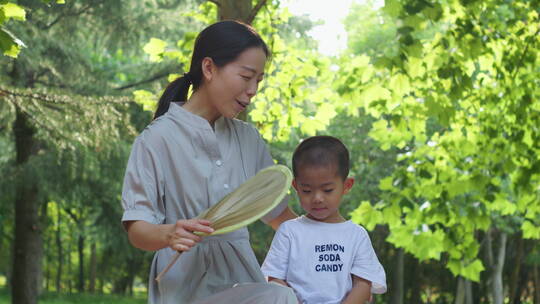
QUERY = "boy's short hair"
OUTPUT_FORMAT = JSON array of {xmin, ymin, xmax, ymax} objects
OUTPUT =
[{"xmin": 292, "ymin": 136, "xmax": 350, "ymax": 180}]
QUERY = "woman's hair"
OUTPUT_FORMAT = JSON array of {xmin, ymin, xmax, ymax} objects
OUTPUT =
[
  {"xmin": 292, "ymin": 136, "xmax": 350, "ymax": 180},
  {"xmin": 153, "ymin": 20, "xmax": 270, "ymax": 119}
]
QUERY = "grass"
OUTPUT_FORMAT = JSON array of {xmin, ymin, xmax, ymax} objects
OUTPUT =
[{"xmin": 0, "ymin": 288, "xmax": 146, "ymax": 304}]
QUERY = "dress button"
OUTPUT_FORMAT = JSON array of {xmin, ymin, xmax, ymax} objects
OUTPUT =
[
  {"xmin": 216, "ymin": 160, "xmax": 222, "ymax": 166},
  {"xmin": 224, "ymin": 184, "xmax": 229, "ymax": 189}
]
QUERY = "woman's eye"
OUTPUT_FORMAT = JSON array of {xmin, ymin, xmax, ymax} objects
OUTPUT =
[
  {"xmin": 324, "ymin": 189, "xmax": 334, "ymax": 193},
  {"xmin": 302, "ymin": 190, "xmax": 311, "ymax": 193},
  {"xmin": 241, "ymin": 75, "xmax": 251, "ymax": 80}
]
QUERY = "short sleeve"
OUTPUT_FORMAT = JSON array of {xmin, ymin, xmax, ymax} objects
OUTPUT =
[
  {"xmin": 250, "ymin": 126, "xmax": 288, "ymax": 223},
  {"xmin": 261, "ymin": 224, "xmax": 291, "ymax": 280},
  {"xmin": 351, "ymin": 227, "xmax": 387, "ymax": 294},
  {"xmin": 121, "ymin": 135, "xmax": 166, "ymax": 227}
]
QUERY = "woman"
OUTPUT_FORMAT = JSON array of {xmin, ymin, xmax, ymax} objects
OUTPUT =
[{"xmin": 121, "ymin": 20, "xmax": 297, "ymax": 303}]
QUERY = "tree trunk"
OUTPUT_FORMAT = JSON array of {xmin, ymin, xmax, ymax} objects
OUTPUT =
[
  {"xmin": 487, "ymin": 229, "xmax": 507, "ymax": 304},
  {"xmin": 455, "ymin": 277, "xmax": 474, "ymax": 304},
  {"xmin": 11, "ymin": 109, "xmax": 42, "ymax": 304},
  {"xmin": 44, "ymin": 227, "xmax": 51, "ymax": 292},
  {"xmin": 55, "ymin": 207, "xmax": 63, "ymax": 292},
  {"xmin": 6, "ymin": 239, "xmax": 13, "ymax": 292},
  {"xmin": 37, "ymin": 201, "xmax": 48, "ymax": 295},
  {"xmin": 391, "ymin": 248, "xmax": 404, "ymax": 304},
  {"xmin": 67, "ymin": 241, "xmax": 73, "ymax": 293},
  {"xmin": 77, "ymin": 234, "xmax": 85, "ymax": 292},
  {"xmin": 214, "ymin": 0, "xmax": 267, "ymax": 24},
  {"xmin": 509, "ymin": 233, "xmax": 523, "ymax": 303},
  {"xmin": 88, "ymin": 242, "xmax": 97, "ymax": 293},
  {"xmin": 455, "ymin": 277, "xmax": 465, "ymax": 304},
  {"xmin": 534, "ymin": 266, "xmax": 540, "ymax": 304},
  {"xmin": 408, "ymin": 255, "xmax": 421, "ymax": 303},
  {"xmin": 464, "ymin": 279, "xmax": 473, "ymax": 304}
]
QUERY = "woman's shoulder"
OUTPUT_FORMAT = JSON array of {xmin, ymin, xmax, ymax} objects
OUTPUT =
[
  {"xmin": 226, "ymin": 118, "xmax": 262, "ymax": 140},
  {"xmin": 133, "ymin": 115, "xmax": 177, "ymax": 148}
]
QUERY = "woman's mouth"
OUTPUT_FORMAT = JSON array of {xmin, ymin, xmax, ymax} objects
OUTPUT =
[{"xmin": 236, "ymin": 100, "xmax": 249, "ymax": 110}]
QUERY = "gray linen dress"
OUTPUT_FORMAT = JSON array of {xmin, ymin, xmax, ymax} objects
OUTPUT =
[{"xmin": 121, "ymin": 103, "xmax": 296, "ymax": 304}]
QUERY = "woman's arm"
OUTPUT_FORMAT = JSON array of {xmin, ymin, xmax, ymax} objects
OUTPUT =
[
  {"xmin": 125, "ymin": 219, "xmax": 214, "ymax": 252},
  {"xmin": 268, "ymin": 206, "xmax": 297, "ymax": 230},
  {"xmin": 343, "ymin": 275, "xmax": 372, "ymax": 304}
]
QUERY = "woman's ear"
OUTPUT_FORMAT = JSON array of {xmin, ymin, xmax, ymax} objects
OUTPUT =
[
  {"xmin": 343, "ymin": 177, "xmax": 355, "ymax": 194},
  {"xmin": 201, "ymin": 57, "xmax": 215, "ymax": 82}
]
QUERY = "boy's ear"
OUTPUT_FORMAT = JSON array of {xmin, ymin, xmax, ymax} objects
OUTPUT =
[
  {"xmin": 343, "ymin": 177, "xmax": 354, "ymax": 194},
  {"xmin": 292, "ymin": 179, "xmax": 298, "ymax": 191},
  {"xmin": 201, "ymin": 57, "xmax": 215, "ymax": 82}
]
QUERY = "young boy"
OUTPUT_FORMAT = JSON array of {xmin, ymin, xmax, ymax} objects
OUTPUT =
[{"xmin": 261, "ymin": 136, "xmax": 386, "ymax": 304}]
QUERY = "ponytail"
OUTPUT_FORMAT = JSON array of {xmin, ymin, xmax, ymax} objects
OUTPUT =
[{"xmin": 153, "ymin": 73, "xmax": 192, "ymax": 120}]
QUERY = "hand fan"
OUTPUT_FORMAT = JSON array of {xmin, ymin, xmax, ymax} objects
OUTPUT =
[{"xmin": 155, "ymin": 164, "xmax": 292, "ymax": 282}]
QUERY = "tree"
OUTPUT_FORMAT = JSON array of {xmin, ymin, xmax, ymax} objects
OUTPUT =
[
  {"xmin": 1, "ymin": 1, "xmax": 208, "ymax": 301},
  {"xmin": 344, "ymin": 1, "xmax": 540, "ymax": 303}
]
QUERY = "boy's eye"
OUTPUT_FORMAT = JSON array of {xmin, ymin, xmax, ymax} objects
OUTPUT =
[
  {"xmin": 241, "ymin": 75, "xmax": 251, "ymax": 80},
  {"xmin": 302, "ymin": 190, "xmax": 311, "ymax": 193},
  {"xmin": 324, "ymin": 189, "xmax": 334, "ymax": 193}
]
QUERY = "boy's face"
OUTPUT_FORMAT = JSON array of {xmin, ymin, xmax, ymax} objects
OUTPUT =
[{"xmin": 292, "ymin": 165, "xmax": 354, "ymax": 223}]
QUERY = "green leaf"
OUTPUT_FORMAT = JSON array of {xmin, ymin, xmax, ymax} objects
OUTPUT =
[
  {"xmin": 383, "ymin": 0, "xmax": 401, "ymax": 18},
  {"xmin": 522, "ymin": 221, "xmax": 540, "ymax": 239},
  {"xmin": 300, "ymin": 118, "xmax": 324, "ymax": 136},
  {"xmin": 461, "ymin": 259, "xmax": 484, "ymax": 282},
  {"xmin": 0, "ymin": 28, "xmax": 24, "ymax": 57},
  {"xmin": 1, "ymin": 3, "xmax": 25, "ymax": 21},
  {"xmin": 350, "ymin": 201, "xmax": 383, "ymax": 231},
  {"xmin": 133, "ymin": 90, "xmax": 157, "ymax": 112},
  {"xmin": 414, "ymin": 229, "xmax": 445, "ymax": 260},
  {"xmin": 389, "ymin": 73, "xmax": 411, "ymax": 96},
  {"xmin": 143, "ymin": 38, "xmax": 167, "ymax": 62},
  {"xmin": 167, "ymin": 73, "xmax": 181, "ymax": 82},
  {"xmin": 379, "ymin": 176, "xmax": 394, "ymax": 190}
]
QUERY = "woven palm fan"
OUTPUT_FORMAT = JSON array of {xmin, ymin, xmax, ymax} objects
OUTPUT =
[{"xmin": 156, "ymin": 164, "xmax": 292, "ymax": 282}]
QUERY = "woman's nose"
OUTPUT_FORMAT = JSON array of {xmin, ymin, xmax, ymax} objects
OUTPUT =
[{"xmin": 246, "ymin": 80, "xmax": 258, "ymax": 98}]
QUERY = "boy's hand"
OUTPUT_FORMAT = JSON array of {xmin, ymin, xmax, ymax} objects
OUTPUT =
[
  {"xmin": 342, "ymin": 275, "xmax": 372, "ymax": 304},
  {"xmin": 167, "ymin": 219, "xmax": 214, "ymax": 252}
]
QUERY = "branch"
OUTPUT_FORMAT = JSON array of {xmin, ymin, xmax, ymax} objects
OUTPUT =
[
  {"xmin": 43, "ymin": 2, "xmax": 98, "ymax": 30},
  {"xmin": 0, "ymin": 87, "xmax": 133, "ymax": 105},
  {"xmin": 64, "ymin": 207, "xmax": 79, "ymax": 222},
  {"xmin": 511, "ymin": 27, "xmax": 540, "ymax": 80},
  {"xmin": 114, "ymin": 69, "xmax": 175, "ymax": 90},
  {"xmin": 208, "ymin": 0, "xmax": 221, "ymax": 8},
  {"xmin": 247, "ymin": 0, "xmax": 267, "ymax": 24}
]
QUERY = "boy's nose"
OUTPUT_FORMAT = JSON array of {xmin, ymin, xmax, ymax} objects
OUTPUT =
[{"xmin": 313, "ymin": 192, "xmax": 324, "ymax": 203}]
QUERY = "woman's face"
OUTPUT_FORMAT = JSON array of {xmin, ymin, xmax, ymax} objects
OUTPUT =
[{"xmin": 205, "ymin": 47, "xmax": 267, "ymax": 119}]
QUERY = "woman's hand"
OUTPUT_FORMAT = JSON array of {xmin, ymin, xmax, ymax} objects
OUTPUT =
[{"xmin": 166, "ymin": 219, "xmax": 214, "ymax": 252}]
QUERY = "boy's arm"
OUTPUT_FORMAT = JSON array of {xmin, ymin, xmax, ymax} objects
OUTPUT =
[
  {"xmin": 267, "ymin": 276, "xmax": 290, "ymax": 287},
  {"xmin": 342, "ymin": 275, "xmax": 372, "ymax": 304},
  {"xmin": 268, "ymin": 207, "xmax": 297, "ymax": 230}
]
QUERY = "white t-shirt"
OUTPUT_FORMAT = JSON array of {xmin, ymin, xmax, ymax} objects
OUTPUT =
[{"xmin": 261, "ymin": 216, "xmax": 386, "ymax": 304}]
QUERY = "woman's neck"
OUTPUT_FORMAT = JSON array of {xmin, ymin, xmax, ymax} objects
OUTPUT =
[{"xmin": 182, "ymin": 90, "xmax": 221, "ymax": 125}]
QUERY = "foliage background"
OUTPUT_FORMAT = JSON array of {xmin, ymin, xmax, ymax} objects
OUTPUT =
[{"xmin": 0, "ymin": 0, "xmax": 539, "ymax": 303}]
